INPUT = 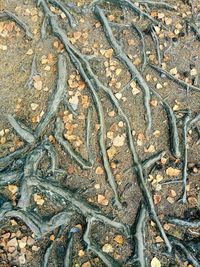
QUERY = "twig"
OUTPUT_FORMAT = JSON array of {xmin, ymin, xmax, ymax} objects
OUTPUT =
[
  {"xmin": 54, "ymin": 118, "xmax": 93, "ymax": 169},
  {"xmin": 94, "ymin": 6, "xmax": 152, "ymax": 135},
  {"xmin": 90, "ymin": 0, "xmax": 168, "ymax": 29},
  {"xmin": 24, "ymin": 55, "xmax": 38, "ymax": 89},
  {"xmin": 44, "ymin": 139, "xmax": 57, "ymax": 174},
  {"xmin": 64, "ymin": 227, "xmax": 80, "ymax": 267},
  {"xmin": 4, "ymin": 209, "xmax": 42, "ymax": 237},
  {"xmin": 30, "ymin": 176, "xmax": 130, "ymax": 237},
  {"xmin": 48, "ymin": 0, "xmax": 77, "ymax": 28},
  {"xmin": 179, "ymin": 112, "xmax": 190, "ymax": 203},
  {"xmin": 86, "ymin": 107, "xmax": 94, "ymax": 165},
  {"xmin": 7, "ymin": 115, "xmax": 35, "ymax": 144},
  {"xmin": 0, "ymin": 145, "xmax": 30, "ymax": 170},
  {"xmin": 37, "ymin": 0, "xmax": 171, "ymax": 251},
  {"xmin": 166, "ymin": 217, "xmax": 200, "ymax": 228},
  {"xmin": 83, "ymin": 217, "xmax": 121, "ymax": 267},
  {"xmin": 170, "ymin": 237, "xmax": 200, "ymax": 267},
  {"xmin": 149, "ymin": 64, "xmax": 200, "ymax": 92},
  {"xmin": 187, "ymin": 21, "xmax": 200, "ymax": 41},
  {"xmin": 131, "ymin": 23, "xmax": 147, "ymax": 72},
  {"xmin": 40, "ymin": 16, "xmax": 48, "ymax": 40},
  {"xmin": 37, "ymin": 0, "xmax": 122, "ymax": 208},
  {"xmin": 124, "ymin": 150, "xmax": 165, "ymax": 174},
  {"xmin": 150, "ymin": 25, "xmax": 161, "ymax": 66},
  {"xmin": 35, "ymin": 54, "xmax": 67, "ymax": 137},
  {"xmin": 137, "ymin": 0, "xmax": 176, "ymax": 10},
  {"xmin": 0, "ymin": 170, "xmax": 22, "ymax": 186},
  {"xmin": 129, "ymin": 202, "xmax": 147, "ymax": 267},
  {"xmin": 17, "ymin": 146, "xmax": 45, "ymax": 209},
  {"xmin": 0, "ymin": 10, "xmax": 33, "ymax": 39},
  {"xmin": 150, "ymin": 88, "xmax": 181, "ymax": 158}
]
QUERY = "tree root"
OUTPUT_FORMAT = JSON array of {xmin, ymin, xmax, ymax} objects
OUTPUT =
[
  {"xmin": 179, "ymin": 112, "xmax": 191, "ymax": 203},
  {"xmin": 35, "ymin": 54, "xmax": 67, "ymax": 137},
  {"xmin": 24, "ymin": 55, "xmax": 38, "ymax": 89},
  {"xmin": 94, "ymin": 6, "xmax": 152, "ymax": 136},
  {"xmin": 0, "ymin": 10, "xmax": 33, "ymax": 39},
  {"xmin": 54, "ymin": 117, "xmax": 93, "ymax": 169},
  {"xmin": 48, "ymin": 0, "xmax": 77, "ymax": 28},
  {"xmin": 7, "ymin": 115, "xmax": 35, "ymax": 144},
  {"xmin": 83, "ymin": 217, "xmax": 121, "ymax": 267},
  {"xmin": 129, "ymin": 202, "xmax": 147, "ymax": 267},
  {"xmin": 150, "ymin": 88, "xmax": 181, "ymax": 158},
  {"xmin": 166, "ymin": 217, "xmax": 200, "ymax": 228},
  {"xmin": 150, "ymin": 63, "xmax": 200, "ymax": 92},
  {"xmin": 131, "ymin": 23, "xmax": 147, "ymax": 72}
]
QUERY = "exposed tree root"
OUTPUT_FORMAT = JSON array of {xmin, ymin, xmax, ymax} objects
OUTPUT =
[
  {"xmin": 95, "ymin": 6, "xmax": 152, "ymax": 136},
  {"xmin": 150, "ymin": 64, "xmax": 200, "ymax": 92},
  {"xmin": 0, "ymin": 10, "xmax": 33, "ymax": 39},
  {"xmin": 150, "ymin": 88, "xmax": 181, "ymax": 158}
]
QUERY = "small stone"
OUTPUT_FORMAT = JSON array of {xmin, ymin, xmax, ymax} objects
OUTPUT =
[
  {"xmin": 19, "ymin": 254, "xmax": 26, "ymax": 264},
  {"xmin": 150, "ymin": 99, "xmax": 158, "ymax": 107},
  {"xmin": 0, "ymin": 44, "xmax": 7, "ymax": 50},
  {"xmin": 108, "ymin": 110, "xmax": 115, "ymax": 117},
  {"xmin": 94, "ymin": 183, "xmax": 100, "ymax": 189},
  {"xmin": 115, "ymin": 68, "xmax": 122, "ymax": 76},
  {"xmin": 26, "ymin": 48, "xmax": 33, "ymax": 55},
  {"xmin": 18, "ymin": 237, "xmax": 27, "ymax": 249},
  {"xmin": 153, "ymin": 130, "xmax": 160, "ymax": 137},
  {"xmin": 78, "ymin": 249, "xmax": 85, "ymax": 257},
  {"xmin": 44, "ymin": 65, "xmax": 51, "ymax": 71},
  {"xmin": 170, "ymin": 67, "xmax": 178, "ymax": 75},
  {"xmin": 167, "ymin": 196, "xmax": 174, "ymax": 204},
  {"xmin": 32, "ymin": 245, "xmax": 40, "ymax": 251},
  {"xmin": 151, "ymin": 257, "xmax": 161, "ymax": 267},
  {"xmin": 31, "ymin": 103, "xmax": 39, "ymax": 111},
  {"xmin": 102, "ymin": 243, "xmax": 113, "ymax": 253},
  {"xmin": 115, "ymin": 92, "xmax": 122, "ymax": 100},
  {"xmin": 190, "ymin": 68, "xmax": 197, "ymax": 76},
  {"xmin": 33, "ymin": 80, "xmax": 42, "ymax": 91},
  {"xmin": 104, "ymin": 48, "xmax": 113, "ymax": 58},
  {"xmin": 95, "ymin": 166, "xmax": 104, "ymax": 175},
  {"xmin": 156, "ymin": 83, "xmax": 163, "ymax": 89},
  {"xmin": 97, "ymin": 195, "xmax": 108, "ymax": 206},
  {"xmin": 107, "ymin": 131, "xmax": 114, "ymax": 139},
  {"xmin": 163, "ymin": 223, "xmax": 171, "ymax": 231},
  {"xmin": 166, "ymin": 167, "xmax": 181, "ymax": 177},
  {"xmin": 165, "ymin": 17, "xmax": 172, "ymax": 25}
]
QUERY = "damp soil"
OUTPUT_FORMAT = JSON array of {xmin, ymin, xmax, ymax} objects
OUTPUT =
[{"xmin": 0, "ymin": 0, "xmax": 200, "ymax": 266}]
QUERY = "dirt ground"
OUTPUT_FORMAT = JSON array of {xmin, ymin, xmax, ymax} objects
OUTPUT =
[{"xmin": 0, "ymin": 0, "xmax": 200, "ymax": 266}]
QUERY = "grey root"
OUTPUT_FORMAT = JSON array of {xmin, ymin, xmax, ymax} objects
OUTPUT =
[{"xmin": 0, "ymin": 0, "xmax": 199, "ymax": 266}]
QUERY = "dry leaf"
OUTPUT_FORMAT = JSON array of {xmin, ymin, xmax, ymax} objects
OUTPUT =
[
  {"xmin": 95, "ymin": 166, "xmax": 104, "ymax": 175},
  {"xmin": 97, "ymin": 195, "xmax": 108, "ymax": 206},
  {"xmin": 166, "ymin": 167, "xmax": 181, "ymax": 177},
  {"xmin": 104, "ymin": 48, "xmax": 113, "ymax": 58},
  {"xmin": 113, "ymin": 134, "xmax": 125, "ymax": 147},
  {"xmin": 114, "ymin": 235, "xmax": 124, "ymax": 245},
  {"xmin": 102, "ymin": 243, "xmax": 113, "ymax": 253}
]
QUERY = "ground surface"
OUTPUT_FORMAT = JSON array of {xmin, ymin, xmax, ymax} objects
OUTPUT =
[{"xmin": 0, "ymin": 0, "xmax": 200, "ymax": 266}]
